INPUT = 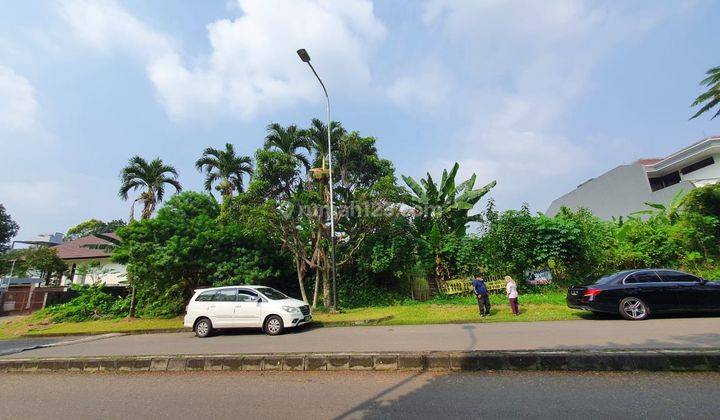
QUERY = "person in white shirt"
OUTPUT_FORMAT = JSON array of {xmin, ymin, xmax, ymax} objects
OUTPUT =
[{"xmin": 505, "ymin": 275, "xmax": 519, "ymax": 315}]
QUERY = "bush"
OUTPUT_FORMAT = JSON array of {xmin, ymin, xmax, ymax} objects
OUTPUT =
[
  {"xmin": 136, "ymin": 284, "xmax": 185, "ymax": 318},
  {"xmin": 39, "ymin": 284, "xmax": 129, "ymax": 322}
]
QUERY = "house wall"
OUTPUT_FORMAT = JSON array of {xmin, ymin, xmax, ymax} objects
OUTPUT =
[
  {"xmin": 547, "ymin": 164, "xmax": 651, "ymax": 219},
  {"xmin": 680, "ymin": 153, "xmax": 720, "ymax": 182},
  {"xmin": 62, "ymin": 258, "xmax": 127, "ymax": 286},
  {"xmin": 546, "ymin": 163, "xmax": 695, "ymax": 220}
]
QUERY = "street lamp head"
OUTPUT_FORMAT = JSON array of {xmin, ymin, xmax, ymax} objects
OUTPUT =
[{"xmin": 297, "ymin": 48, "xmax": 311, "ymax": 63}]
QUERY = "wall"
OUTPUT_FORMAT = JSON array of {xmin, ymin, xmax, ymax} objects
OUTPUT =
[
  {"xmin": 680, "ymin": 153, "xmax": 720, "ymax": 182},
  {"xmin": 547, "ymin": 164, "xmax": 655, "ymax": 219},
  {"xmin": 62, "ymin": 258, "xmax": 127, "ymax": 286}
]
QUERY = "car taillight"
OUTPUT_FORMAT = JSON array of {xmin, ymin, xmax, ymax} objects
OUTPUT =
[{"xmin": 582, "ymin": 288, "xmax": 602, "ymax": 302}]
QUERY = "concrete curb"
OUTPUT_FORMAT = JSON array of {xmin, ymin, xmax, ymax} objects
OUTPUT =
[{"xmin": 2, "ymin": 349, "xmax": 720, "ymax": 373}]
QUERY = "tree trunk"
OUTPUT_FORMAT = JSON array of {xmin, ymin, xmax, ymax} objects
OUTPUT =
[
  {"xmin": 312, "ymin": 269, "xmax": 320, "ymax": 309},
  {"xmin": 322, "ymin": 261, "xmax": 331, "ymax": 308},
  {"xmin": 128, "ymin": 286, "xmax": 137, "ymax": 318},
  {"xmin": 295, "ymin": 257, "xmax": 309, "ymax": 304}
]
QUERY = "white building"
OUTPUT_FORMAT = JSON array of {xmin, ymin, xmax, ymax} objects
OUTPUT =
[
  {"xmin": 547, "ymin": 136, "xmax": 720, "ymax": 219},
  {"xmin": 54, "ymin": 233, "xmax": 127, "ymax": 286}
]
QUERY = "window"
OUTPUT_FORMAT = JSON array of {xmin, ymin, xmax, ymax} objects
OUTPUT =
[
  {"xmin": 195, "ymin": 291, "xmax": 216, "ymax": 301},
  {"xmin": 648, "ymin": 171, "xmax": 681, "ymax": 192},
  {"xmin": 594, "ymin": 271, "xmax": 629, "ymax": 285},
  {"xmin": 237, "ymin": 289, "xmax": 259, "ymax": 302},
  {"xmin": 625, "ymin": 271, "xmax": 661, "ymax": 284},
  {"xmin": 657, "ymin": 270, "xmax": 701, "ymax": 283},
  {"xmin": 680, "ymin": 157, "xmax": 714, "ymax": 175},
  {"xmin": 211, "ymin": 289, "xmax": 237, "ymax": 302},
  {"xmin": 256, "ymin": 287, "xmax": 288, "ymax": 300}
]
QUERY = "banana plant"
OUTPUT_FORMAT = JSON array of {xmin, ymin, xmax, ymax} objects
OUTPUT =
[
  {"xmin": 401, "ymin": 162, "xmax": 496, "ymax": 283},
  {"xmin": 631, "ymin": 189, "xmax": 686, "ymax": 223},
  {"xmin": 401, "ymin": 162, "xmax": 496, "ymax": 235}
]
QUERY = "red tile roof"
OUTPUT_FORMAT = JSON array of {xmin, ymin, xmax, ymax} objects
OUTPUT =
[
  {"xmin": 53, "ymin": 234, "xmax": 121, "ymax": 260},
  {"xmin": 635, "ymin": 158, "xmax": 663, "ymax": 166}
]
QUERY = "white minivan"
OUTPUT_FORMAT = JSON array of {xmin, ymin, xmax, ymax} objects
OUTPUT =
[{"xmin": 183, "ymin": 285, "xmax": 312, "ymax": 337}]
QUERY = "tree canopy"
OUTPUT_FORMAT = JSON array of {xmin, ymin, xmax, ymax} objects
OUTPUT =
[{"xmin": 0, "ymin": 204, "xmax": 19, "ymax": 253}]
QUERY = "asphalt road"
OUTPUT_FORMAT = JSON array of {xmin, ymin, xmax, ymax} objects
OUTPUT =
[
  {"xmin": 1, "ymin": 371, "xmax": 718, "ymax": 419},
  {"xmin": 0, "ymin": 337, "xmax": 70, "ymax": 356},
  {"xmin": 5, "ymin": 317, "xmax": 720, "ymax": 358}
]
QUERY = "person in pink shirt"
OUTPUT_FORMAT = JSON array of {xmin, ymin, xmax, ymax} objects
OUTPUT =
[{"xmin": 505, "ymin": 275, "xmax": 519, "ymax": 315}]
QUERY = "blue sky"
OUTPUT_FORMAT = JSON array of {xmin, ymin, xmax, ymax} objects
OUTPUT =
[{"xmin": 0, "ymin": 0, "xmax": 718, "ymax": 238}]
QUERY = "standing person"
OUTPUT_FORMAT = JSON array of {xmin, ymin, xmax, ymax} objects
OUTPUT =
[
  {"xmin": 505, "ymin": 275, "xmax": 519, "ymax": 315},
  {"xmin": 473, "ymin": 274, "xmax": 490, "ymax": 317}
]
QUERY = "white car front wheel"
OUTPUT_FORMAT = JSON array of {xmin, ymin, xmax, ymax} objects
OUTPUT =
[{"xmin": 264, "ymin": 315, "xmax": 284, "ymax": 335}]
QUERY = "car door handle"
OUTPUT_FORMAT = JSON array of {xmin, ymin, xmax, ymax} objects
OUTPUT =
[{"xmin": 208, "ymin": 305, "xmax": 215, "ymax": 309}]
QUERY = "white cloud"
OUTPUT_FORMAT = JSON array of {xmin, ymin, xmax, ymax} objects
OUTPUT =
[
  {"xmin": 0, "ymin": 181, "xmax": 67, "ymax": 212},
  {"xmin": 0, "ymin": 65, "xmax": 39, "ymax": 132},
  {"xmin": 58, "ymin": 0, "xmax": 172, "ymax": 57},
  {"xmin": 0, "ymin": 174, "xmax": 128, "ymax": 238},
  {"xmin": 58, "ymin": 0, "xmax": 386, "ymax": 121},
  {"xmin": 412, "ymin": 0, "xmax": 689, "ymax": 211},
  {"xmin": 387, "ymin": 62, "xmax": 453, "ymax": 112}
]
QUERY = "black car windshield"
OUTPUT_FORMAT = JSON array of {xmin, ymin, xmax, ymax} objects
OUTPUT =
[{"xmin": 257, "ymin": 287, "xmax": 288, "ymax": 300}]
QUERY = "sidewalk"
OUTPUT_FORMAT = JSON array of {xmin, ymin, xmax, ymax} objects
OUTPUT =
[{"xmin": 4, "ymin": 317, "xmax": 720, "ymax": 359}]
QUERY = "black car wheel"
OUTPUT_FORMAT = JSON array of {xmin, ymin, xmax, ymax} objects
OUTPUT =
[
  {"xmin": 619, "ymin": 297, "xmax": 649, "ymax": 320},
  {"xmin": 264, "ymin": 315, "xmax": 284, "ymax": 335},
  {"xmin": 194, "ymin": 317, "xmax": 213, "ymax": 338}
]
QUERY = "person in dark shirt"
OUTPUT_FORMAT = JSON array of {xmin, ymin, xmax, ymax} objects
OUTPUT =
[{"xmin": 472, "ymin": 274, "xmax": 490, "ymax": 317}]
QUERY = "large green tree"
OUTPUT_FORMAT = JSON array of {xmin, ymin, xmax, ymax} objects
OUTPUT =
[
  {"xmin": 231, "ymin": 148, "xmax": 320, "ymax": 304},
  {"xmin": 65, "ymin": 219, "xmax": 126, "ymax": 241},
  {"xmin": 25, "ymin": 247, "xmax": 68, "ymax": 286},
  {"xmin": 114, "ymin": 192, "xmax": 290, "ymax": 316},
  {"xmin": 0, "ymin": 204, "xmax": 19, "ymax": 253},
  {"xmin": 195, "ymin": 143, "xmax": 253, "ymax": 199},
  {"xmin": 119, "ymin": 156, "xmax": 182, "ymax": 220},
  {"xmin": 691, "ymin": 66, "xmax": 720, "ymax": 120}
]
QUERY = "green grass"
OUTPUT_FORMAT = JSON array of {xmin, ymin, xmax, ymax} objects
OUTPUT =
[
  {"xmin": 0, "ymin": 292, "xmax": 584, "ymax": 339},
  {"xmin": 0, "ymin": 316, "xmax": 184, "ymax": 340}
]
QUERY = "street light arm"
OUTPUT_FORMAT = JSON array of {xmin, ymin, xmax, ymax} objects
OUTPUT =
[{"xmin": 306, "ymin": 62, "xmax": 329, "ymax": 102}]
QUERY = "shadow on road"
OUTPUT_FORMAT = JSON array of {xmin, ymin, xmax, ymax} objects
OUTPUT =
[
  {"xmin": 575, "ymin": 311, "xmax": 720, "ymax": 321},
  {"xmin": 208, "ymin": 322, "xmax": 322, "ymax": 338},
  {"xmin": 332, "ymin": 371, "xmax": 720, "ymax": 419}
]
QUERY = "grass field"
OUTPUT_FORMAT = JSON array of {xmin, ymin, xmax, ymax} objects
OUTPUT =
[{"xmin": 0, "ymin": 292, "xmax": 586, "ymax": 340}]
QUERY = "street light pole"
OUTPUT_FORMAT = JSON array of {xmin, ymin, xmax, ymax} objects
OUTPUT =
[{"xmin": 297, "ymin": 49, "xmax": 338, "ymax": 311}]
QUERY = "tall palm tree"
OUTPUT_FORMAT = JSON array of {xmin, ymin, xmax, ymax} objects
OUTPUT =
[
  {"xmin": 264, "ymin": 123, "xmax": 311, "ymax": 170},
  {"xmin": 691, "ymin": 66, "xmax": 720, "ymax": 120},
  {"xmin": 195, "ymin": 143, "xmax": 253, "ymax": 199},
  {"xmin": 119, "ymin": 156, "xmax": 182, "ymax": 220},
  {"xmin": 304, "ymin": 118, "xmax": 346, "ymax": 170}
]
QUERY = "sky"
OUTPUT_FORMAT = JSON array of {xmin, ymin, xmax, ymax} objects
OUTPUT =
[{"xmin": 1, "ymin": 0, "xmax": 718, "ymax": 239}]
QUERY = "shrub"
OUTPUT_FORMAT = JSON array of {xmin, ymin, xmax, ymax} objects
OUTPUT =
[{"xmin": 39, "ymin": 284, "xmax": 129, "ymax": 322}]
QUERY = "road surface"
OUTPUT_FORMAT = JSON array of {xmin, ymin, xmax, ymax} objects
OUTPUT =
[
  {"xmin": 0, "ymin": 337, "xmax": 72, "ymax": 356},
  {"xmin": 4, "ymin": 317, "xmax": 720, "ymax": 358},
  {"xmin": 1, "ymin": 371, "xmax": 718, "ymax": 419}
]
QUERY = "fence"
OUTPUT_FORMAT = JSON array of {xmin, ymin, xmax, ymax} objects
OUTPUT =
[{"xmin": 440, "ymin": 275, "xmax": 507, "ymax": 296}]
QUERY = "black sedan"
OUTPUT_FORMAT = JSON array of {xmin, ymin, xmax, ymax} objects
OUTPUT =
[{"xmin": 567, "ymin": 269, "xmax": 720, "ymax": 320}]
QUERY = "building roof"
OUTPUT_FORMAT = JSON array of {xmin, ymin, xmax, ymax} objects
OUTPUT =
[
  {"xmin": 635, "ymin": 158, "xmax": 663, "ymax": 166},
  {"xmin": 53, "ymin": 233, "xmax": 120, "ymax": 260},
  {"xmin": 644, "ymin": 136, "xmax": 720, "ymax": 175}
]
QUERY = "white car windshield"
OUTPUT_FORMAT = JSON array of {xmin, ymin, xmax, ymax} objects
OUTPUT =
[{"xmin": 257, "ymin": 287, "xmax": 288, "ymax": 300}]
